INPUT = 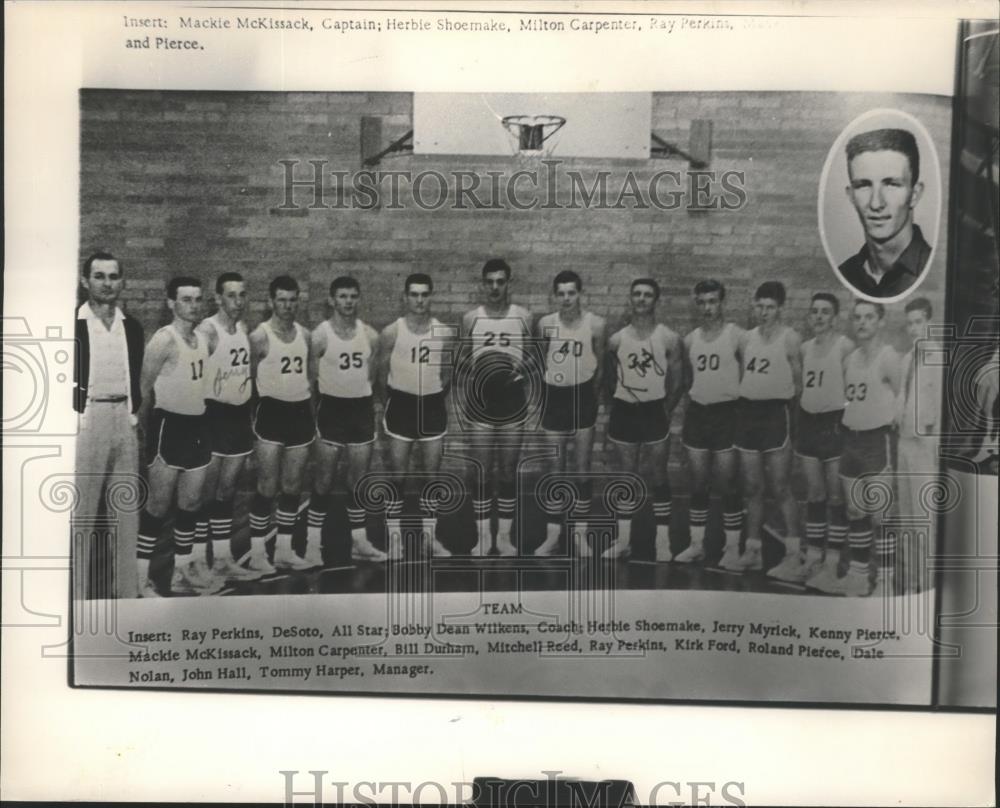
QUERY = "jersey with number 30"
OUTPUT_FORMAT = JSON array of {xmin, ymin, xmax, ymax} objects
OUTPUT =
[
  {"xmin": 318, "ymin": 320, "xmax": 372, "ymax": 398},
  {"xmin": 687, "ymin": 323, "xmax": 741, "ymax": 405},
  {"xmin": 255, "ymin": 320, "xmax": 310, "ymax": 403}
]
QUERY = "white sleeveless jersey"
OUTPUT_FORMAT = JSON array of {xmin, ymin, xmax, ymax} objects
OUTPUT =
[
  {"xmin": 800, "ymin": 335, "xmax": 848, "ymax": 414},
  {"xmin": 255, "ymin": 320, "xmax": 310, "ymax": 402},
  {"xmin": 153, "ymin": 325, "xmax": 207, "ymax": 416},
  {"xmin": 204, "ymin": 315, "xmax": 251, "ymax": 405},
  {"xmin": 739, "ymin": 326, "xmax": 795, "ymax": 401},
  {"xmin": 388, "ymin": 317, "xmax": 450, "ymax": 396},
  {"xmin": 613, "ymin": 323, "xmax": 675, "ymax": 403},
  {"xmin": 842, "ymin": 344, "xmax": 899, "ymax": 430},
  {"xmin": 687, "ymin": 323, "xmax": 741, "ymax": 405},
  {"xmin": 318, "ymin": 320, "xmax": 373, "ymax": 398},
  {"xmin": 468, "ymin": 305, "xmax": 530, "ymax": 364},
  {"xmin": 541, "ymin": 311, "xmax": 598, "ymax": 387}
]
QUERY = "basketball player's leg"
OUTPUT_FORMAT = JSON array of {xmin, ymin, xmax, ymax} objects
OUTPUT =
[
  {"xmin": 465, "ymin": 422, "xmax": 496, "ymax": 556},
  {"xmin": 604, "ymin": 439, "xmax": 641, "ymax": 558},
  {"xmin": 735, "ymin": 449, "xmax": 765, "ymax": 571},
  {"xmin": 269, "ymin": 443, "xmax": 311, "ymax": 570},
  {"xmin": 569, "ymin": 425, "xmax": 596, "ymax": 557},
  {"xmin": 137, "ymin": 456, "xmax": 179, "ymax": 595},
  {"xmin": 648, "ymin": 436, "xmax": 674, "ymax": 562},
  {"xmin": 246, "ymin": 439, "xmax": 283, "ymax": 573},
  {"xmin": 536, "ymin": 431, "xmax": 571, "ymax": 557},
  {"xmin": 305, "ymin": 439, "xmax": 341, "ymax": 566},
  {"xmin": 764, "ymin": 443, "xmax": 808, "ymax": 581},
  {"xmin": 384, "ymin": 435, "xmax": 413, "ymax": 559},
  {"xmin": 174, "ymin": 462, "xmax": 223, "ymax": 594},
  {"xmin": 417, "ymin": 435, "xmax": 451, "ymax": 556},
  {"xmin": 202, "ymin": 453, "xmax": 255, "ymax": 582},
  {"xmin": 346, "ymin": 441, "xmax": 385, "ymax": 561},
  {"xmin": 678, "ymin": 446, "xmax": 711, "ymax": 563},
  {"xmin": 495, "ymin": 426, "xmax": 523, "ymax": 556}
]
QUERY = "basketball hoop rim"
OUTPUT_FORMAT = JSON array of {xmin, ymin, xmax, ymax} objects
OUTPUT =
[{"xmin": 500, "ymin": 114, "xmax": 567, "ymax": 128}]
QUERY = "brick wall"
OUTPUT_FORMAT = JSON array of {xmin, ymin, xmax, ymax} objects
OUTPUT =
[{"xmin": 80, "ymin": 90, "xmax": 952, "ymax": 474}]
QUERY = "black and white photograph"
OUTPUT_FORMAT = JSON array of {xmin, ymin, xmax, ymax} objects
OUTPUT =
[
  {"xmin": 818, "ymin": 108, "xmax": 943, "ymax": 302},
  {"xmin": 3, "ymin": 2, "xmax": 997, "ymax": 806}
]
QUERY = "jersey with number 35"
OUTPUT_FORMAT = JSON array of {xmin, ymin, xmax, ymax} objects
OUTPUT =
[{"xmin": 318, "ymin": 320, "xmax": 372, "ymax": 398}]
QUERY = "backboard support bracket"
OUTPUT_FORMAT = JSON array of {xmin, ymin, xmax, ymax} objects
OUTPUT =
[
  {"xmin": 361, "ymin": 116, "xmax": 413, "ymax": 167},
  {"xmin": 650, "ymin": 119, "xmax": 713, "ymax": 168}
]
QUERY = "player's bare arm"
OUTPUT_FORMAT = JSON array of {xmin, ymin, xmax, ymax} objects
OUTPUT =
[
  {"xmin": 605, "ymin": 331, "xmax": 621, "ymax": 401},
  {"xmin": 137, "ymin": 329, "xmax": 175, "ymax": 430},
  {"xmin": 378, "ymin": 320, "xmax": 398, "ymax": 394},
  {"xmin": 365, "ymin": 324, "xmax": 381, "ymax": 402},
  {"xmin": 196, "ymin": 318, "xmax": 220, "ymax": 357},
  {"xmin": 591, "ymin": 314, "xmax": 607, "ymax": 394},
  {"xmin": 439, "ymin": 323, "xmax": 457, "ymax": 391},
  {"xmin": 786, "ymin": 327, "xmax": 804, "ymax": 398},
  {"xmin": 681, "ymin": 331, "xmax": 696, "ymax": 393},
  {"xmin": 664, "ymin": 330, "xmax": 685, "ymax": 414},
  {"xmin": 883, "ymin": 347, "xmax": 903, "ymax": 397},
  {"xmin": 248, "ymin": 325, "xmax": 269, "ymax": 383}
]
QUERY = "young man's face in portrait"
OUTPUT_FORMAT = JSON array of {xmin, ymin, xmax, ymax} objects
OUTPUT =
[{"xmin": 846, "ymin": 149, "xmax": 923, "ymax": 245}]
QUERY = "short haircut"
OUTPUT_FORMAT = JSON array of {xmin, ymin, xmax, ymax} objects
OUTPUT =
[
  {"xmin": 854, "ymin": 299, "xmax": 886, "ymax": 319},
  {"xmin": 215, "ymin": 271, "xmax": 244, "ymax": 294},
  {"xmin": 754, "ymin": 281, "xmax": 786, "ymax": 306},
  {"xmin": 83, "ymin": 251, "xmax": 120, "ymax": 279},
  {"xmin": 269, "ymin": 275, "xmax": 299, "ymax": 297},
  {"xmin": 167, "ymin": 276, "xmax": 202, "ymax": 300},
  {"xmin": 811, "ymin": 292, "xmax": 840, "ymax": 315},
  {"xmin": 631, "ymin": 277, "xmax": 661, "ymax": 300},
  {"xmin": 846, "ymin": 128, "xmax": 920, "ymax": 184},
  {"xmin": 482, "ymin": 258, "xmax": 512, "ymax": 279},
  {"xmin": 552, "ymin": 270, "xmax": 582, "ymax": 292},
  {"xmin": 329, "ymin": 276, "xmax": 360, "ymax": 296},
  {"xmin": 405, "ymin": 273, "xmax": 433, "ymax": 293},
  {"xmin": 905, "ymin": 297, "xmax": 933, "ymax": 319},
  {"xmin": 693, "ymin": 279, "xmax": 725, "ymax": 301}
]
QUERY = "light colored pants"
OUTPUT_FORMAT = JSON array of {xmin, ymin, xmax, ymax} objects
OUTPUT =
[
  {"xmin": 896, "ymin": 436, "xmax": 939, "ymax": 593},
  {"xmin": 74, "ymin": 400, "xmax": 140, "ymax": 599}
]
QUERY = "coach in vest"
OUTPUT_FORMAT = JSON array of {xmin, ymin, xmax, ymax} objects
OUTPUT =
[{"xmin": 74, "ymin": 251, "xmax": 144, "ymax": 599}]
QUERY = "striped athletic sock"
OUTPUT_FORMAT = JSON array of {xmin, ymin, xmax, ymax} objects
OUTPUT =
[
  {"xmin": 249, "ymin": 493, "xmax": 273, "ymax": 555},
  {"xmin": 848, "ymin": 516, "xmax": 873, "ymax": 573},
  {"xmin": 191, "ymin": 505, "xmax": 210, "ymax": 562},
  {"xmin": 210, "ymin": 498, "xmax": 234, "ymax": 562},
  {"xmin": 722, "ymin": 494, "xmax": 743, "ymax": 549},
  {"xmin": 275, "ymin": 493, "xmax": 298, "ymax": 554},
  {"xmin": 874, "ymin": 524, "xmax": 895, "ymax": 576},
  {"xmin": 497, "ymin": 480, "xmax": 516, "ymax": 534},
  {"xmin": 828, "ymin": 503, "xmax": 847, "ymax": 559},
  {"xmin": 572, "ymin": 479, "xmax": 593, "ymax": 520},
  {"xmin": 307, "ymin": 491, "xmax": 329, "ymax": 535},
  {"xmin": 347, "ymin": 489, "xmax": 367, "ymax": 534},
  {"xmin": 689, "ymin": 492, "xmax": 709, "ymax": 547},
  {"xmin": 652, "ymin": 482, "xmax": 672, "ymax": 526},
  {"xmin": 806, "ymin": 500, "xmax": 827, "ymax": 553},
  {"xmin": 174, "ymin": 508, "xmax": 197, "ymax": 565},
  {"xmin": 138, "ymin": 511, "xmax": 165, "ymax": 561}
]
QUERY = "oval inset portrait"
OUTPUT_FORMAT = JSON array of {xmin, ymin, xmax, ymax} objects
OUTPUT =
[{"xmin": 818, "ymin": 108, "xmax": 942, "ymax": 304}]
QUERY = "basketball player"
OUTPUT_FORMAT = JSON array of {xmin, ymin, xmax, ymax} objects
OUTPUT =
[
  {"xmin": 604, "ymin": 279, "xmax": 683, "ymax": 560},
  {"xmin": 818, "ymin": 300, "xmax": 901, "ymax": 597},
  {"xmin": 306, "ymin": 276, "xmax": 386, "ymax": 563},
  {"xmin": 195, "ymin": 272, "xmax": 259, "ymax": 583},
  {"xmin": 677, "ymin": 280, "xmax": 745, "ymax": 565},
  {"xmin": 378, "ymin": 273, "xmax": 457, "ymax": 558},
  {"xmin": 731, "ymin": 281, "xmax": 804, "ymax": 579},
  {"xmin": 797, "ymin": 293, "xmax": 854, "ymax": 590},
  {"xmin": 535, "ymin": 270, "xmax": 606, "ymax": 557},
  {"xmin": 895, "ymin": 297, "xmax": 942, "ymax": 593},
  {"xmin": 136, "ymin": 277, "xmax": 222, "ymax": 596},
  {"xmin": 459, "ymin": 258, "xmax": 534, "ymax": 556},
  {"xmin": 248, "ymin": 275, "xmax": 314, "ymax": 573}
]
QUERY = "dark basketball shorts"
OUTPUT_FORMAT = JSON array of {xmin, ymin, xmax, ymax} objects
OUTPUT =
[
  {"xmin": 735, "ymin": 398, "xmax": 791, "ymax": 453},
  {"xmin": 205, "ymin": 399, "xmax": 254, "ymax": 457},
  {"xmin": 541, "ymin": 382, "xmax": 598, "ymax": 434},
  {"xmin": 462, "ymin": 367, "xmax": 529, "ymax": 428},
  {"xmin": 608, "ymin": 398, "xmax": 669, "ymax": 445},
  {"xmin": 840, "ymin": 426, "xmax": 892, "ymax": 478},
  {"xmin": 317, "ymin": 394, "xmax": 375, "ymax": 446},
  {"xmin": 682, "ymin": 400, "xmax": 738, "ymax": 452},
  {"xmin": 384, "ymin": 387, "xmax": 447, "ymax": 441},
  {"xmin": 147, "ymin": 408, "xmax": 211, "ymax": 471},
  {"xmin": 252, "ymin": 397, "xmax": 315, "ymax": 449},
  {"xmin": 795, "ymin": 407, "xmax": 844, "ymax": 461}
]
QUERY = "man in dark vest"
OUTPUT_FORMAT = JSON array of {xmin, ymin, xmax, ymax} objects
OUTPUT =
[{"xmin": 74, "ymin": 251, "xmax": 144, "ymax": 598}]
